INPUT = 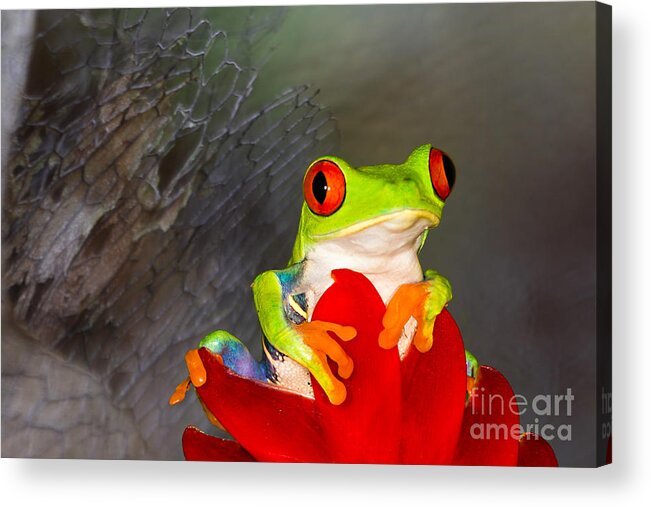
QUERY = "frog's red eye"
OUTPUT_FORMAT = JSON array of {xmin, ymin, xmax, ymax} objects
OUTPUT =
[
  {"xmin": 429, "ymin": 148, "xmax": 456, "ymax": 201},
  {"xmin": 303, "ymin": 160, "xmax": 346, "ymax": 216}
]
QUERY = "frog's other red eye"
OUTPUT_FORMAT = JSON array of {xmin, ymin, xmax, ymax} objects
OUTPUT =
[
  {"xmin": 429, "ymin": 148, "xmax": 456, "ymax": 201},
  {"xmin": 303, "ymin": 160, "xmax": 346, "ymax": 216}
]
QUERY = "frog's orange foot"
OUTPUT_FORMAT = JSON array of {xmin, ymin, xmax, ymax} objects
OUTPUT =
[
  {"xmin": 379, "ymin": 282, "xmax": 436, "ymax": 353},
  {"xmin": 298, "ymin": 320, "xmax": 357, "ymax": 379},
  {"xmin": 169, "ymin": 349, "xmax": 223, "ymax": 406},
  {"xmin": 294, "ymin": 320, "xmax": 357, "ymax": 405},
  {"xmin": 186, "ymin": 348, "xmax": 210, "ymax": 387}
]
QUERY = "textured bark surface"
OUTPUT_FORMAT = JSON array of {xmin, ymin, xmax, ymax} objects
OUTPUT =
[{"xmin": 1, "ymin": 8, "xmax": 338, "ymax": 459}]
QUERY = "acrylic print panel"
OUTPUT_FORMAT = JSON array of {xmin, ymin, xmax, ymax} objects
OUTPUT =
[{"xmin": 1, "ymin": 2, "xmax": 611, "ymax": 467}]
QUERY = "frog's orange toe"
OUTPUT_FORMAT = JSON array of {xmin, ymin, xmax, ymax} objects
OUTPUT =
[
  {"xmin": 185, "ymin": 349, "xmax": 208, "ymax": 387},
  {"xmin": 337, "ymin": 356, "xmax": 354, "ymax": 380},
  {"xmin": 413, "ymin": 318, "xmax": 435, "ymax": 353},
  {"xmin": 378, "ymin": 325, "xmax": 403, "ymax": 349},
  {"xmin": 309, "ymin": 350, "xmax": 349, "ymax": 405},
  {"xmin": 301, "ymin": 320, "xmax": 357, "ymax": 342},
  {"xmin": 327, "ymin": 377, "xmax": 348, "ymax": 406},
  {"xmin": 169, "ymin": 377, "xmax": 191, "ymax": 406}
]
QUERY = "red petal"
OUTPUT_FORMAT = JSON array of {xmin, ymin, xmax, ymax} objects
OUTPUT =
[
  {"xmin": 182, "ymin": 426, "xmax": 255, "ymax": 462},
  {"xmin": 195, "ymin": 348, "xmax": 328, "ymax": 463},
  {"xmin": 400, "ymin": 309, "xmax": 467, "ymax": 464},
  {"xmin": 452, "ymin": 365, "xmax": 520, "ymax": 466},
  {"xmin": 517, "ymin": 432, "xmax": 558, "ymax": 467},
  {"xmin": 311, "ymin": 269, "xmax": 402, "ymax": 463}
]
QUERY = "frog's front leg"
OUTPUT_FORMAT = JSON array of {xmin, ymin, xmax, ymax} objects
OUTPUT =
[
  {"xmin": 253, "ymin": 265, "xmax": 357, "ymax": 405},
  {"xmin": 379, "ymin": 269, "xmax": 452, "ymax": 353}
]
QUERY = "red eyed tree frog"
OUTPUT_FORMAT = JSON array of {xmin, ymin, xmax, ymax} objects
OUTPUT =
[{"xmin": 194, "ymin": 144, "xmax": 463, "ymax": 405}]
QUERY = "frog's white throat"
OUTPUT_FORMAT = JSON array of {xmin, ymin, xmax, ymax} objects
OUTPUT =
[
  {"xmin": 267, "ymin": 211, "xmax": 434, "ymax": 398},
  {"xmin": 300, "ymin": 210, "xmax": 435, "ymax": 312}
]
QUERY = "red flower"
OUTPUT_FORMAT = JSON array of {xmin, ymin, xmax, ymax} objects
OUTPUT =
[{"xmin": 179, "ymin": 269, "xmax": 557, "ymax": 466}]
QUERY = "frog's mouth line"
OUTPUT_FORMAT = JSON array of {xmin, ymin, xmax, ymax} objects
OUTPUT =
[{"xmin": 312, "ymin": 209, "xmax": 440, "ymax": 239}]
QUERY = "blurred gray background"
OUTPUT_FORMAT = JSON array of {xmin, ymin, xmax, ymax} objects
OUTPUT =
[
  {"xmin": 2, "ymin": 3, "xmax": 598, "ymax": 466},
  {"xmin": 257, "ymin": 3, "xmax": 598, "ymax": 467}
]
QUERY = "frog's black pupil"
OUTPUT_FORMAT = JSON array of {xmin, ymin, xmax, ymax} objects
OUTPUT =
[
  {"xmin": 442, "ymin": 153, "xmax": 456, "ymax": 190},
  {"xmin": 312, "ymin": 171, "xmax": 328, "ymax": 204}
]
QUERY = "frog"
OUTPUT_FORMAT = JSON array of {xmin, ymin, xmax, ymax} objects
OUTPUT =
[{"xmin": 179, "ymin": 144, "xmax": 460, "ymax": 406}]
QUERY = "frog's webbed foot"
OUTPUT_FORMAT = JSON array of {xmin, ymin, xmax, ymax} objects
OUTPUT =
[
  {"xmin": 168, "ymin": 349, "xmax": 209, "ymax": 406},
  {"xmin": 169, "ymin": 349, "xmax": 227, "ymax": 430},
  {"xmin": 379, "ymin": 272, "xmax": 452, "ymax": 353},
  {"xmin": 291, "ymin": 320, "xmax": 357, "ymax": 405},
  {"xmin": 168, "ymin": 330, "xmax": 265, "ymax": 407}
]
